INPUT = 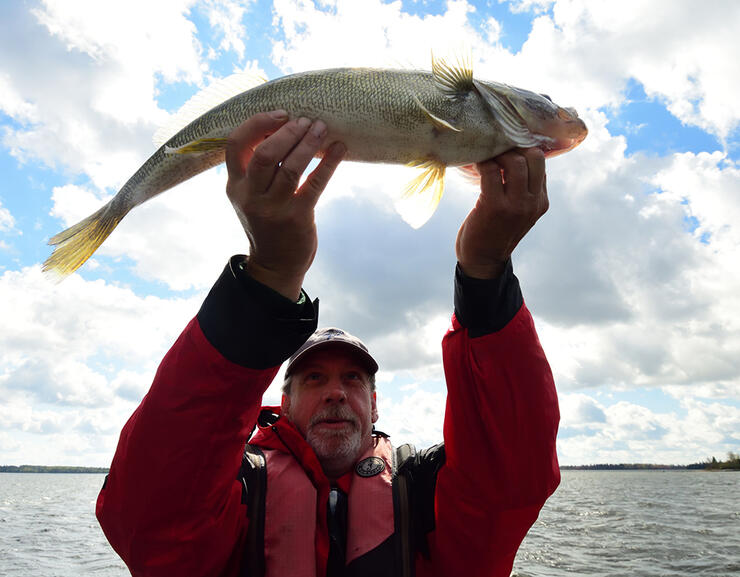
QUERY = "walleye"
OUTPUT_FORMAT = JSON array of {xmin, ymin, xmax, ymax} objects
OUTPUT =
[{"xmin": 43, "ymin": 55, "xmax": 587, "ymax": 279}]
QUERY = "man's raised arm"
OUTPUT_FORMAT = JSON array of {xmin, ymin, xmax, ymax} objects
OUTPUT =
[
  {"xmin": 425, "ymin": 149, "xmax": 560, "ymax": 577},
  {"xmin": 96, "ymin": 113, "xmax": 344, "ymax": 577}
]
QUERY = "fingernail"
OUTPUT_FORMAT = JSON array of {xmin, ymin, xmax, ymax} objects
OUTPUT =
[
  {"xmin": 297, "ymin": 117, "xmax": 312, "ymax": 129},
  {"xmin": 311, "ymin": 120, "xmax": 327, "ymax": 138},
  {"xmin": 270, "ymin": 110, "xmax": 288, "ymax": 120}
]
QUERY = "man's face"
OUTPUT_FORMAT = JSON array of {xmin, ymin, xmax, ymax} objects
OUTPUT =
[{"xmin": 282, "ymin": 347, "xmax": 378, "ymax": 470}]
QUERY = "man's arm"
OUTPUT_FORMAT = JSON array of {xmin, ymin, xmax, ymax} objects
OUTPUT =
[
  {"xmin": 423, "ymin": 150, "xmax": 560, "ymax": 576},
  {"xmin": 96, "ymin": 113, "xmax": 344, "ymax": 577}
]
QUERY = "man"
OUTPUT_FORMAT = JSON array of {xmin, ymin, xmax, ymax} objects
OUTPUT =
[{"xmin": 96, "ymin": 111, "xmax": 560, "ymax": 577}]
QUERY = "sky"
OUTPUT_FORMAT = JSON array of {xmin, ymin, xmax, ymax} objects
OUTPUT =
[{"xmin": 0, "ymin": 0, "xmax": 738, "ymax": 467}]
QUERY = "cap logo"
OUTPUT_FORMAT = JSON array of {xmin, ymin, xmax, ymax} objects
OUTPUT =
[
  {"xmin": 355, "ymin": 457, "xmax": 385, "ymax": 477},
  {"xmin": 321, "ymin": 328, "xmax": 344, "ymax": 340}
]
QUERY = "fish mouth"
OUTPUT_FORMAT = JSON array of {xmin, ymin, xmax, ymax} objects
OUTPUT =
[{"xmin": 541, "ymin": 114, "xmax": 588, "ymax": 158}]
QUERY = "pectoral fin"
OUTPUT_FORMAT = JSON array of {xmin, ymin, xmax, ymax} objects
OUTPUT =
[
  {"xmin": 165, "ymin": 138, "xmax": 229, "ymax": 155},
  {"xmin": 412, "ymin": 95, "xmax": 461, "ymax": 133},
  {"xmin": 395, "ymin": 160, "xmax": 447, "ymax": 229}
]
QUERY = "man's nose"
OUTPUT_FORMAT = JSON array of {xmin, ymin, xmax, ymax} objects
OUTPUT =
[{"xmin": 322, "ymin": 378, "xmax": 347, "ymax": 403}]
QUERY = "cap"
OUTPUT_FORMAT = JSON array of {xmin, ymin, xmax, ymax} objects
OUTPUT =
[{"xmin": 285, "ymin": 327, "xmax": 378, "ymax": 376}]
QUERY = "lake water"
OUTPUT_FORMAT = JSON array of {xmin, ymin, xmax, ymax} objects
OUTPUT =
[{"xmin": 0, "ymin": 470, "xmax": 738, "ymax": 576}]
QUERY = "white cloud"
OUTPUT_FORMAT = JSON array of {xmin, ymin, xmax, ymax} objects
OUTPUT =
[
  {"xmin": 0, "ymin": 0, "xmax": 205, "ymax": 190},
  {"xmin": 557, "ymin": 392, "xmax": 740, "ymax": 465},
  {"xmin": 504, "ymin": 0, "xmax": 554, "ymax": 14},
  {"xmin": 203, "ymin": 0, "xmax": 254, "ymax": 60},
  {"xmin": 540, "ymin": 0, "xmax": 740, "ymax": 140},
  {"xmin": 0, "ymin": 267, "xmax": 200, "ymax": 408},
  {"xmin": 271, "ymin": 0, "xmax": 484, "ymax": 72},
  {"xmin": 559, "ymin": 393, "xmax": 607, "ymax": 429},
  {"xmin": 0, "ymin": 73, "xmax": 38, "ymax": 123},
  {"xmin": 0, "ymin": 200, "xmax": 16, "ymax": 233},
  {"xmin": 376, "ymin": 387, "xmax": 446, "ymax": 447}
]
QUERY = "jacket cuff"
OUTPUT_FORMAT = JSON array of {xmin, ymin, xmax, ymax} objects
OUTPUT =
[
  {"xmin": 453, "ymin": 259, "xmax": 523, "ymax": 337},
  {"xmin": 197, "ymin": 255, "xmax": 318, "ymax": 368}
]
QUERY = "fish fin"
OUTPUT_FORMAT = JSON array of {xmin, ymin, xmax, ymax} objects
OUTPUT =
[
  {"xmin": 153, "ymin": 71, "xmax": 268, "ymax": 147},
  {"xmin": 395, "ymin": 160, "xmax": 446, "ymax": 229},
  {"xmin": 412, "ymin": 94, "xmax": 462, "ymax": 133},
  {"xmin": 473, "ymin": 79, "xmax": 540, "ymax": 148},
  {"xmin": 457, "ymin": 164, "xmax": 481, "ymax": 185},
  {"xmin": 165, "ymin": 137, "xmax": 229, "ymax": 155},
  {"xmin": 431, "ymin": 50, "xmax": 474, "ymax": 99},
  {"xmin": 43, "ymin": 202, "xmax": 125, "ymax": 280}
]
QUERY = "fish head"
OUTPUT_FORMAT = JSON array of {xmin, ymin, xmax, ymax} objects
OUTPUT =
[
  {"xmin": 476, "ymin": 81, "xmax": 588, "ymax": 157},
  {"xmin": 506, "ymin": 85, "xmax": 588, "ymax": 157}
]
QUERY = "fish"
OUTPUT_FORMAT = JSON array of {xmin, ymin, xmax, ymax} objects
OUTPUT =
[{"xmin": 42, "ymin": 54, "xmax": 587, "ymax": 279}]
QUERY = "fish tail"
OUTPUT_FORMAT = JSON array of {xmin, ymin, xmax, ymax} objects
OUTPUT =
[{"xmin": 42, "ymin": 201, "xmax": 126, "ymax": 280}]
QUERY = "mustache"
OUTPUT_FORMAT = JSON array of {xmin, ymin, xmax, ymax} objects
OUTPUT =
[{"xmin": 309, "ymin": 406, "xmax": 360, "ymax": 428}]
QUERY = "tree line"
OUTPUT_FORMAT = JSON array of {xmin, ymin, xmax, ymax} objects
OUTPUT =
[
  {"xmin": 0, "ymin": 465, "xmax": 109, "ymax": 473},
  {"xmin": 561, "ymin": 452, "xmax": 740, "ymax": 471}
]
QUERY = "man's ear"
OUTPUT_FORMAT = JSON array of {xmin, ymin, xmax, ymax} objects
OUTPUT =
[
  {"xmin": 281, "ymin": 393, "xmax": 291, "ymax": 417},
  {"xmin": 371, "ymin": 391, "xmax": 378, "ymax": 423}
]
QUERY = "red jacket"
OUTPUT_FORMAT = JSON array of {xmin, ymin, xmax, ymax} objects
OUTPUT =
[{"xmin": 96, "ymin": 258, "xmax": 560, "ymax": 577}]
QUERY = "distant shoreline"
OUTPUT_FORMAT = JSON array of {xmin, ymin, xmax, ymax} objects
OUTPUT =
[
  {"xmin": 0, "ymin": 465, "xmax": 109, "ymax": 474},
  {"xmin": 562, "ymin": 455, "xmax": 739, "ymax": 471}
]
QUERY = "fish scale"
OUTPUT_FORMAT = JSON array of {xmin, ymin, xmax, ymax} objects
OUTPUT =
[{"xmin": 43, "ymin": 57, "xmax": 587, "ymax": 279}]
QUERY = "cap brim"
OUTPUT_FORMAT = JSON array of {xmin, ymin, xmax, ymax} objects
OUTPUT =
[{"xmin": 286, "ymin": 340, "xmax": 378, "ymax": 376}]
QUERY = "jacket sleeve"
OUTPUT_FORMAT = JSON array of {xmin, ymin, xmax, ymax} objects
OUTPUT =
[
  {"xmin": 422, "ymin": 260, "xmax": 560, "ymax": 577},
  {"xmin": 96, "ymin": 256, "xmax": 318, "ymax": 577}
]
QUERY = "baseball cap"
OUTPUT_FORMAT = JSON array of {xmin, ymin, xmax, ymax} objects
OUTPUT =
[{"xmin": 285, "ymin": 327, "xmax": 378, "ymax": 376}]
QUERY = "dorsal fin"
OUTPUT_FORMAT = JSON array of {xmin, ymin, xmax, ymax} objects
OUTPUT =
[
  {"xmin": 153, "ymin": 71, "xmax": 268, "ymax": 147},
  {"xmin": 431, "ymin": 51, "xmax": 474, "ymax": 100}
]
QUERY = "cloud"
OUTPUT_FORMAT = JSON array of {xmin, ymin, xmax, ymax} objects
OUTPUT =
[
  {"xmin": 0, "ymin": 267, "xmax": 200, "ymax": 409},
  {"xmin": 504, "ymin": 0, "xmax": 554, "ymax": 14},
  {"xmin": 202, "ymin": 0, "xmax": 254, "ymax": 60},
  {"xmin": 271, "ymin": 0, "xmax": 485, "ymax": 72},
  {"xmin": 556, "ymin": 392, "xmax": 740, "ymax": 465},
  {"xmin": 0, "ymin": 200, "xmax": 16, "ymax": 233},
  {"xmin": 537, "ymin": 0, "xmax": 740, "ymax": 141},
  {"xmin": 0, "ymin": 1, "xmax": 203, "ymax": 191},
  {"xmin": 560, "ymin": 393, "xmax": 607, "ymax": 428},
  {"xmin": 376, "ymin": 387, "xmax": 446, "ymax": 447}
]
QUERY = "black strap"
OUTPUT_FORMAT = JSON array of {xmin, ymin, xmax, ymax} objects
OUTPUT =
[
  {"xmin": 327, "ymin": 487, "xmax": 348, "ymax": 577},
  {"xmin": 239, "ymin": 444, "xmax": 267, "ymax": 577},
  {"xmin": 394, "ymin": 442, "xmax": 446, "ymax": 574},
  {"xmin": 393, "ymin": 444, "xmax": 416, "ymax": 577}
]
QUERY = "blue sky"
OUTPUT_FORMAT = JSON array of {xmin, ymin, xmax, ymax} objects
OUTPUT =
[{"xmin": 0, "ymin": 0, "xmax": 738, "ymax": 466}]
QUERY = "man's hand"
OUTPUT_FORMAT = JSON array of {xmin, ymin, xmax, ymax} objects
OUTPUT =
[
  {"xmin": 456, "ymin": 148, "xmax": 548, "ymax": 279},
  {"xmin": 225, "ymin": 111, "xmax": 346, "ymax": 301}
]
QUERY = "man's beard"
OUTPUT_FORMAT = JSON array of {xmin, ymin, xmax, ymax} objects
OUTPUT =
[{"xmin": 306, "ymin": 405, "xmax": 363, "ymax": 464}]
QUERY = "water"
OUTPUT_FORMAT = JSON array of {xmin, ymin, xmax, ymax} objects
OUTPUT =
[
  {"xmin": 0, "ymin": 471, "xmax": 737, "ymax": 576},
  {"xmin": 512, "ymin": 470, "xmax": 740, "ymax": 577},
  {"xmin": 0, "ymin": 474, "xmax": 125, "ymax": 576}
]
